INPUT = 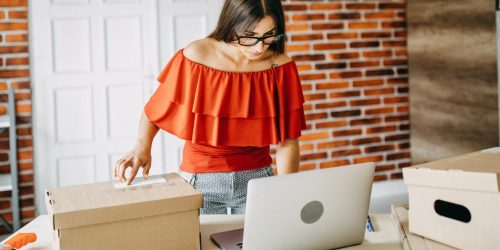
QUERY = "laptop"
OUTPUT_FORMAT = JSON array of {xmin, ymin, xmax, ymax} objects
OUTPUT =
[{"xmin": 210, "ymin": 162, "xmax": 375, "ymax": 250}]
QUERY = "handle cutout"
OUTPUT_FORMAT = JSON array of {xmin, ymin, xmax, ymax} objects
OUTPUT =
[{"xmin": 434, "ymin": 199, "xmax": 471, "ymax": 223}]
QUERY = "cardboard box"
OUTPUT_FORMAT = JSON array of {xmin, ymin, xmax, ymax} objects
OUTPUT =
[
  {"xmin": 45, "ymin": 173, "xmax": 203, "ymax": 250},
  {"xmin": 403, "ymin": 147, "xmax": 500, "ymax": 249},
  {"xmin": 391, "ymin": 203, "xmax": 457, "ymax": 250}
]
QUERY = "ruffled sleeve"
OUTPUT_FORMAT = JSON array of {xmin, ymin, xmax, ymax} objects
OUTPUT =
[{"xmin": 144, "ymin": 48, "xmax": 307, "ymax": 147}]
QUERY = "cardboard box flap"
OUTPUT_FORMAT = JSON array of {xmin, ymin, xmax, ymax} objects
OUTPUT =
[
  {"xmin": 45, "ymin": 173, "xmax": 203, "ymax": 230},
  {"xmin": 403, "ymin": 147, "xmax": 500, "ymax": 192}
]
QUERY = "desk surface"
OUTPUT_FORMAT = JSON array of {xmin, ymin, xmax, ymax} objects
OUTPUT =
[{"xmin": 4, "ymin": 214, "xmax": 402, "ymax": 250}]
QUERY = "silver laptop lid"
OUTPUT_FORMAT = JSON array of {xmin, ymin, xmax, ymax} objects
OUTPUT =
[{"xmin": 242, "ymin": 162, "xmax": 375, "ymax": 250}]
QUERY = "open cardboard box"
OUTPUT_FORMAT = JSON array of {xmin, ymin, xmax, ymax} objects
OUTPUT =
[
  {"xmin": 403, "ymin": 147, "xmax": 500, "ymax": 249},
  {"xmin": 45, "ymin": 173, "xmax": 203, "ymax": 250}
]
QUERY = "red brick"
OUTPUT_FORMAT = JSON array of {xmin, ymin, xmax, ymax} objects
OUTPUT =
[
  {"xmin": 364, "ymin": 12, "xmax": 395, "ymax": 19},
  {"xmin": 0, "ymin": 45, "xmax": 28, "ymax": 53},
  {"xmin": 303, "ymin": 104, "xmax": 312, "ymax": 111},
  {"xmin": 385, "ymin": 115, "xmax": 409, "ymax": 122},
  {"xmin": 317, "ymin": 140, "xmax": 350, "ymax": 149},
  {"xmin": 299, "ymin": 164, "xmax": 316, "ymax": 171},
  {"xmin": 350, "ymin": 117, "xmax": 382, "ymax": 126},
  {"xmin": 292, "ymin": 14, "xmax": 325, "ymax": 21},
  {"xmin": 397, "ymin": 106, "xmax": 409, "ymax": 113},
  {"xmin": 304, "ymin": 93, "xmax": 326, "ymax": 101},
  {"xmin": 374, "ymin": 174, "xmax": 388, "ymax": 182},
  {"xmin": 366, "ymin": 125, "xmax": 397, "ymax": 134},
  {"xmin": 399, "ymin": 142, "xmax": 410, "ymax": 149},
  {"xmin": 0, "ymin": 69, "xmax": 29, "ymax": 78},
  {"xmin": 399, "ymin": 162, "xmax": 411, "ymax": 168},
  {"xmin": 350, "ymin": 41, "xmax": 379, "ymax": 48},
  {"xmin": 0, "ymin": 11, "xmax": 4, "ymax": 19},
  {"xmin": 283, "ymin": 4, "xmax": 307, "ymax": 11},
  {"xmin": 11, "ymin": 81, "xmax": 30, "ymax": 89},
  {"xmin": 315, "ymin": 101, "xmax": 347, "ymax": 109},
  {"xmin": 385, "ymin": 133, "xmax": 410, "ymax": 142},
  {"xmin": 331, "ymin": 109, "xmax": 361, "ymax": 118},
  {"xmin": 0, "ymin": 22, "xmax": 27, "ymax": 31},
  {"xmin": 395, "ymin": 49, "xmax": 408, "ymax": 57},
  {"xmin": 384, "ymin": 96, "xmax": 408, "ymax": 104},
  {"xmin": 398, "ymin": 87, "xmax": 409, "ymax": 94},
  {"xmin": 397, "ymin": 68, "xmax": 408, "ymax": 75},
  {"xmin": 331, "ymin": 149, "xmax": 362, "ymax": 158},
  {"xmin": 300, "ymin": 73, "xmax": 326, "ymax": 81},
  {"xmin": 391, "ymin": 172, "xmax": 403, "ymax": 180},
  {"xmin": 387, "ymin": 152, "xmax": 411, "ymax": 161},
  {"xmin": 354, "ymin": 155, "xmax": 383, "ymax": 164},
  {"xmin": 399, "ymin": 124, "xmax": 410, "ymax": 131},
  {"xmin": 300, "ymin": 131, "xmax": 330, "ymax": 141},
  {"xmin": 292, "ymin": 54, "xmax": 325, "ymax": 61},
  {"xmin": 348, "ymin": 22, "xmax": 378, "ymax": 29},
  {"xmin": 361, "ymin": 31, "xmax": 391, "ymax": 39},
  {"xmin": 362, "ymin": 50, "xmax": 392, "ymax": 58},
  {"xmin": 346, "ymin": 3, "xmax": 376, "ymax": 10},
  {"xmin": 296, "ymin": 64, "xmax": 312, "ymax": 71},
  {"xmin": 376, "ymin": 164, "xmax": 396, "ymax": 172},
  {"xmin": 351, "ymin": 137, "xmax": 382, "ymax": 145},
  {"xmin": 300, "ymin": 152, "xmax": 328, "ymax": 161},
  {"xmin": 327, "ymin": 32, "xmax": 358, "ymax": 40},
  {"xmin": 383, "ymin": 40, "xmax": 407, "ymax": 48},
  {"xmin": 330, "ymin": 90, "xmax": 361, "ymax": 98},
  {"xmin": 291, "ymin": 33, "xmax": 324, "ymax": 41},
  {"xmin": 8, "ymin": 10, "xmax": 27, "ymax": 19},
  {"xmin": 310, "ymin": 3, "xmax": 342, "ymax": 10},
  {"xmin": 316, "ymin": 120, "xmax": 348, "ymax": 129},
  {"xmin": 383, "ymin": 59, "xmax": 407, "ymax": 66},
  {"xmin": 330, "ymin": 71, "xmax": 362, "ymax": 79},
  {"xmin": 366, "ymin": 69, "xmax": 394, "ymax": 77},
  {"xmin": 0, "ymin": 0, "xmax": 27, "ymax": 7},
  {"xmin": 320, "ymin": 160, "xmax": 351, "ymax": 168},
  {"xmin": 365, "ymin": 145, "xmax": 395, "ymax": 153},
  {"xmin": 328, "ymin": 13, "xmax": 361, "ymax": 20},
  {"xmin": 6, "ymin": 57, "xmax": 29, "ymax": 66},
  {"xmin": 316, "ymin": 82, "xmax": 349, "ymax": 90},
  {"xmin": 329, "ymin": 52, "xmax": 359, "ymax": 60},
  {"xmin": 286, "ymin": 24, "xmax": 309, "ymax": 32},
  {"xmin": 332, "ymin": 128, "xmax": 362, "ymax": 137},
  {"xmin": 313, "ymin": 43, "xmax": 346, "ymax": 51},
  {"xmin": 387, "ymin": 77, "xmax": 408, "ymax": 85},
  {"xmin": 311, "ymin": 22, "xmax": 343, "ymax": 30},
  {"xmin": 364, "ymin": 88, "xmax": 394, "ymax": 96},
  {"xmin": 316, "ymin": 62, "xmax": 347, "ymax": 70},
  {"xmin": 350, "ymin": 98, "xmax": 380, "ymax": 106},
  {"xmin": 353, "ymin": 79, "xmax": 383, "ymax": 87},
  {"xmin": 395, "ymin": 30, "xmax": 407, "ymax": 38},
  {"xmin": 5, "ymin": 34, "xmax": 27, "ymax": 42},
  {"xmin": 305, "ymin": 112, "xmax": 328, "ymax": 120},
  {"xmin": 382, "ymin": 21, "xmax": 406, "ymax": 28},
  {"xmin": 350, "ymin": 61, "xmax": 380, "ymax": 68},
  {"xmin": 379, "ymin": 3, "xmax": 406, "ymax": 9}
]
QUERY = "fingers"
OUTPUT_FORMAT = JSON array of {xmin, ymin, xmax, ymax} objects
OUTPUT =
[
  {"xmin": 118, "ymin": 160, "xmax": 130, "ymax": 184},
  {"xmin": 127, "ymin": 159, "xmax": 141, "ymax": 186},
  {"xmin": 114, "ymin": 159, "xmax": 125, "ymax": 179},
  {"xmin": 142, "ymin": 160, "xmax": 152, "ymax": 179}
]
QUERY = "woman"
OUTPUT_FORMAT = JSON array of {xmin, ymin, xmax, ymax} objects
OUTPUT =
[{"xmin": 114, "ymin": 0, "xmax": 307, "ymax": 214}]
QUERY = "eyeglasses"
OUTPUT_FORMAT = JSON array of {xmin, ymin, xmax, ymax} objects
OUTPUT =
[{"xmin": 234, "ymin": 33, "xmax": 284, "ymax": 46}]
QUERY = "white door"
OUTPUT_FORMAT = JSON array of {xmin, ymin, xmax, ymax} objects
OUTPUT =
[{"xmin": 30, "ymin": 0, "xmax": 223, "ymax": 214}]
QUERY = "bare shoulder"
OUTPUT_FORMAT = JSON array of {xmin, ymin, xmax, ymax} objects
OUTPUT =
[
  {"xmin": 274, "ymin": 53, "xmax": 293, "ymax": 66},
  {"xmin": 183, "ymin": 38, "xmax": 213, "ymax": 63}
]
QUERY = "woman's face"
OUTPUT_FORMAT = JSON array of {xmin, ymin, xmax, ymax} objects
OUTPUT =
[{"xmin": 232, "ymin": 15, "xmax": 277, "ymax": 60}]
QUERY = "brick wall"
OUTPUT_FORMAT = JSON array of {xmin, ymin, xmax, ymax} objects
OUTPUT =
[
  {"xmin": 271, "ymin": 0, "xmax": 410, "ymax": 181},
  {"xmin": 0, "ymin": 0, "xmax": 34, "ymax": 232}
]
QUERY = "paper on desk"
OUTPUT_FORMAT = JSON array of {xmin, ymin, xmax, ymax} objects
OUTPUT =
[{"xmin": 114, "ymin": 177, "xmax": 167, "ymax": 189}]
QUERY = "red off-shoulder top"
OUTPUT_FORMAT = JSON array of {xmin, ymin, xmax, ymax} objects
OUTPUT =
[{"xmin": 144, "ymin": 48, "xmax": 307, "ymax": 173}]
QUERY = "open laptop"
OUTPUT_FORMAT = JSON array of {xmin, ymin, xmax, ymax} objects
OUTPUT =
[{"xmin": 210, "ymin": 162, "xmax": 375, "ymax": 250}]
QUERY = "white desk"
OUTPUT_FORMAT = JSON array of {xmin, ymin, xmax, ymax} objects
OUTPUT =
[{"xmin": 3, "ymin": 214, "xmax": 402, "ymax": 249}]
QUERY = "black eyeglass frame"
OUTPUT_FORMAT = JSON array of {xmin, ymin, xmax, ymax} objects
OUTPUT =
[{"xmin": 234, "ymin": 33, "xmax": 284, "ymax": 46}]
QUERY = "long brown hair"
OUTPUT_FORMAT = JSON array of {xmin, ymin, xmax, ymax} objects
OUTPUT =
[{"xmin": 207, "ymin": 0, "xmax": 286, "ymax": 57}]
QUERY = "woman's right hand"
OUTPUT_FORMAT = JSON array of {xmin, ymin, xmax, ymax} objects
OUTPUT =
[{"xmin": 114, "ymin": 143, "xmax": 152, "ymax": 185}]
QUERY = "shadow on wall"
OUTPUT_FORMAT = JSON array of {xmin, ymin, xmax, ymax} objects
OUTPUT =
[{"xmin": 408, "ymin": 0, "xmax": 499, "ymax": 164}]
